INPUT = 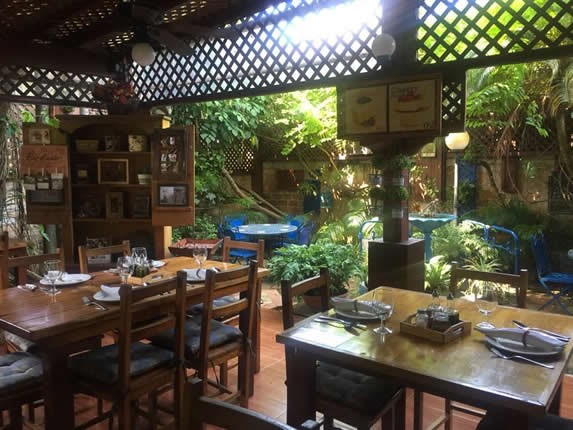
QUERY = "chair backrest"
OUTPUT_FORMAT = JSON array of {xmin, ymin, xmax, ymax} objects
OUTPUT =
[
  {"xmin": 0, "ymin": 231, "xmax": 65, "ymax": 289},
  {"xmin": 224, "ymin": 214, "xmax": 247, "ymax": 228},
  {"xmin": 196, "ymin": 261, "xmax": 258, "ymax": 394},
  {"xmin": 117, "ymin": 271, "xmax": 187, "ymax": 421},
  {"xmin": 182, "ymin": 377, "xmax": 309, "ymax": 430},
  {"xmin": 280, "ymin": 268, "xmax": 329, "ymax": 330},
  {"xmin": 77, "ymin": 240, "xmax": 130, "ymax": 273},
  {"xmin": 222, "ymin": 236, "xmax": 264, "ymax": 268},
  {"xmin": 531, "ymin": 232, "xmax": 552, "ymax": 277},
  {"xmin": 295, "ymin": 223, "xmax": 315, "ymax": 246},
  {"xmin": 449, "ymin": 261, "xmax": 528, "ymax": 308}
]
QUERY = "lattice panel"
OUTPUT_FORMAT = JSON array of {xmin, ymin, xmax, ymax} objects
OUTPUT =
[
  {"xmin": 468, "ymin": 126, "xmax": 555, "ymax": 155},
  {"xmin": 131, "ymin": 0, "xmax": 382, "ymax": 103},
  {"xmin": 419, "ymin": 0, "xmax": 573, "ymax": 64},
  {"xmin": 224, "ymin": 141, "xmax": 256, "ymax": 174},
  {"xmin": 0, "ymin": 65, "xmax": 107, "ymax": 105},
  {"xmin": 441, "ymin": 73, "xmax": 465, "ymax": 133}
]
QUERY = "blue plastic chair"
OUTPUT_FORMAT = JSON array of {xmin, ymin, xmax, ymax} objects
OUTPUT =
[
  {"xmin": 221, "ymin": 214, "xmax": 249, "ymax": 241},
  {"xmin": 531, "ymin": 232, "xmax": 573, "ymax": 314}
]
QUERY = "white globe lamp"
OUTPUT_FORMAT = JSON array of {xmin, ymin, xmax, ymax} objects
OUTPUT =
[
  {"xmin": 445, "ymin": 132, "xmax": 470, "ymax": 151},
  {"xmin": 131, "ymin": 42, "xmax": 156, "ymax": 67},
  {"xmin": 371, "ymin": 33, "xmax": 396, "ymax": 59}
]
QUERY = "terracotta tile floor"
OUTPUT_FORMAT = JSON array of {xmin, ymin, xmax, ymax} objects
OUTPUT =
[{"xmin": 15, "ymin": 285, "xmax": 573, "ymax": 429}]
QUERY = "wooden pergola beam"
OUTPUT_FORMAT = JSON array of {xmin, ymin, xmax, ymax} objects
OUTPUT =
[{"xmin": 0, "ymin": 45, "xmax": 115, "ymax": 77}]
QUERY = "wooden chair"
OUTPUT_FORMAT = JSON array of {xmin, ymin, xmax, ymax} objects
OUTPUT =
[
  {"xmin": 77, "ymin": 240, "xmax": 130, "ymax": 274},
  {"xmin": 280, "ymin": 268, "xmax": 406, "ymax": 430},
  {"xmin": 150, "ymin": 261, "xmax": 258, "ymax": 407},
  {"xmin": 443, "ymin": 262, "xmax": 529, "ymax": 430},
  {"xmin": 222, "ymin": 236, "xmax": 264, "ymax": 267},
  {"xmin": 69, "ymin": 271, "xmax": 187, "ymax": 430},
  {"xmin": 182, "ymin": 377, "xmax": 320, "ymax": 430}
]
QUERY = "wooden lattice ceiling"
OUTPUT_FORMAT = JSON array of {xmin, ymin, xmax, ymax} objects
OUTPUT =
[{"xmin": 0, "ymin": 0, "xmax": 572, "ymax": 110}]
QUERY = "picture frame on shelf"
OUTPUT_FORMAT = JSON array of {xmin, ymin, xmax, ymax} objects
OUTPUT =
[
  {"xmin": 106, "ymin": 191, "xmax": 124, "ymax": 219},
  {"xmin": 104, "ymin": 136, "xmax": 120, "ymax": 152},
  {"xmin": 97, "ymin": 158, "xmax": 129, "ymax": 184},
  {"xmin": 158, "ymin": 184, "xmax": 188, "ymax": 207},
  {"xmin": 128, "ymin": 135, "xmax": 147, "ymax": 152},
  {"xmin": 24, "ymin": 124, "xmax": 52, "ymax": 145},
  {"xmin": 154, "ymin": 130, "xmax": 187, "ymax": 181},
  {"xmin": 131, "ymin": 193, "xmax": 150, "ymax": 218},
  {"xmin": 74, "ymin": 163, "xmax": 89, "ymax": 184}
]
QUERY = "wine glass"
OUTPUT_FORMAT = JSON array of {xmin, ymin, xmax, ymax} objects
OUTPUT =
[
  {"xmin": 193, "ymin": 245, "xmax": 208, "ymax": 275},
  {"xmin": 116, "ymin": 256, "xmax": 133, "ymax": 285},
  {"xmin": 43, "ymin": 259, "xmax": 63, "ymax": 296},
  {"xmin": 476, "ymin": 283, "xmax": 498, "ymax": 323},
  {"xmin": 371, "ymin": 287, "xmax": 394, "ymax": 335}
]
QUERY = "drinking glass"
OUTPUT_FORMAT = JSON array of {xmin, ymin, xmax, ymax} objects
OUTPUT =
[
  {"xmin": 476, "ymin": 283, "xmax": 498, "ymax": 322},
  {"xmin": 372, "ymin": 287, "xmax": 394, "ymax": 335},
  {"xmin": 131, "ymin": 247, "xmax": 148, "ymax": 265},
  {"xmin": 117, "ymin": 256, "xmax": 133, "ymax": 285},
  {"xmin": 193, "ymin": 245, "xmax": 208, "ymax": 274},
  {"xmin": 43, "ymin": 259, "xmax": 63, "ymax": 296}
]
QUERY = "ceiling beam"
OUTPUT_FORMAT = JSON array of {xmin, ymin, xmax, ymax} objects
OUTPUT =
[{"xmin": 0, "ymin": 45, "xmax": 115, "ymax": 77}]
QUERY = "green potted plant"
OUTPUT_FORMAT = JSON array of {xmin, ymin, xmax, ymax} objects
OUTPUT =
[
  {"xmin": 268, "ymin": 240, "xmax": 364, "ymax": 309},
  {"xmin": 169, "ymin": 214, "xmax": 222, "ymax": 257}
]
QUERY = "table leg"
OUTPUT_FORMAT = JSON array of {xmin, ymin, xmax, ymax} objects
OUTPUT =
[
  {"xmin": 285, "ymin": 348, "xmax": 316, "ymax": 427},
  {"xmin": 413, "ymin": 390, "xmax": 424, "ymax": 430},
  {"xmin": 548, "ymin": 380, "xmax": 562, "ymax": 415},
  {"xmin": 40, "ymin": 349, "xmax": 75, "ymax": 430}
]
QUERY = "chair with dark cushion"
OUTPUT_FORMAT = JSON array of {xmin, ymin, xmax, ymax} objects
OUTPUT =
[
  {"xmin": 151, "ymin": 261, "xmax": 258, "ymax": 407},
  {"xmin": 69, "ymin": 271, "xmax": 187, "ymax": 430},
  {"xmin": 531, "ymin": 232, "xmax": 573, "ymax": 314},
  {"xmin": 280, "ymin": 268, "xmax": 406, "ymax": 430},
  {"xmin": 183, "ymin": 377, "xmax": 320, "ymax": 430},
  {"xmin": 0, "ymin": 351, "xmax": 43, "ymax": 430}
]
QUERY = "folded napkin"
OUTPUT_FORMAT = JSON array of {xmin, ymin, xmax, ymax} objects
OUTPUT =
[
  {"xmin": 17, "ymin": 284, "xmax": 38, "ymax": 291},
  {"xmin": 331, "ymin": 297, "xmax": 384, "ymax": 315},
  {"xmin": 60, "ymin": 272, "xmax": 70, "ymax": 281},
  {"xmin": 475, "ymin": 326, "xmax": 566, "ymax": 351},
  {"xmin": 100, "ymin": 285, "xmax": 120, "ymax": 297}
]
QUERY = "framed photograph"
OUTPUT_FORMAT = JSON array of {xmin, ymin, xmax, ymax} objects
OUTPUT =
[
  {"xmin": 104, "ymin": 136, "xmax": 119, "ymax": 152},
  {"xmin": 24, "ymin": 124, "xmax": 51, "ymax": 145},
  {"xmin": 128, "ymin": 135, "xmax": 147, "ymax": 152},
  {"xmin": 131, "ymin": 193, "xmax": 150, "ymax": 218},
  {"xmin": 106, "ymin": 192, "xmax": 124, "ymax": 218},
  {"xmin": 158, "ymin": 184, "xmax": 188, "ymax": 207},
  {"xmin": 338, "ymin": 84, "xmax": 388, "ymax": 137},
  {"xmin": 97, "ymin": 158, "xmax": 129, "ymax": 184},
  {"xmin": 154, "ymin": 130, "xmax": 188, "ymax": 181}
]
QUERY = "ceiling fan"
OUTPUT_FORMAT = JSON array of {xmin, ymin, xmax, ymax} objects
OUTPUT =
[{"xmin": 119, "ymin": 1, "xmax": 239, "ymax": 60}]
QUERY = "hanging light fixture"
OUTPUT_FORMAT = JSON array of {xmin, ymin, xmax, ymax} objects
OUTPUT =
[
  {"xmin": 445, "ymin": 131, "xmax": 470, "ymax": 151},
  {"xmin": 131, "ymin": 42, "xmax": 156, "ymax": 66},
  {"xmin": 371, "ymin": 32, "xmax": 396, "ymax": 60}
]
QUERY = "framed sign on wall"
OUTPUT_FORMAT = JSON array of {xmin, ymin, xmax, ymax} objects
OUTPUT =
[{"xmin": 337, "ymin": 74, "xmax": 442, "ymax": 139}]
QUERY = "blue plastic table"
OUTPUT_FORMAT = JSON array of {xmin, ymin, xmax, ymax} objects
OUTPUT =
[{"xmin": 236, "ymin": 224, "xmax": 298, "ymax": 255}]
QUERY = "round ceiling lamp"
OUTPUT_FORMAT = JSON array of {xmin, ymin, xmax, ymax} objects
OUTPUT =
[
  {"xmin": 131, "ymin": 42, "xmax": 156, "ymax": 66},
  {"xmin": 445, "ymin": 131, "xmax": 470, "ymax": 151},
  {"xmin": 371, "ymin": 32, "xmax": 396, "ymax": 59}
]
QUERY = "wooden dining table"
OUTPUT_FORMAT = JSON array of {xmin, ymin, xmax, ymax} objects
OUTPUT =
[
  {"xmin": 0, "ymin": 257, "xmax": 268, "ymax": 430},
  {"xmin": 276, "ymin": 287, "xmax": 573, "ymax": 430}
]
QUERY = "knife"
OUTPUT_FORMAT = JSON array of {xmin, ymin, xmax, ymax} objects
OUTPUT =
[
  {"xmin": 512, "ymin": 320, "xmax": 570, "ymax": 342},
  {"xmin": 314, "ymin": 316, "xmax": 367, "ymax": 330}
]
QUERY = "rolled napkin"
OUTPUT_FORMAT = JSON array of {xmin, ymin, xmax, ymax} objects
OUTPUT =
[
  {"xmin": 100, "ymin": 284, "xmax": 120, "ymax": 297},
  {"xmin": 475, "ymin": 325, "xmax": 566, "ymax": 351},
  {"xmin": 331, "ymin": 297, "xmax": 386, "ymax": 316}
]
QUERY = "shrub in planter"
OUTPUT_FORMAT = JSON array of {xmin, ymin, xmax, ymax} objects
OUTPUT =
[{"xmin": 268, "ymin": 240, "xmax": 364, "ymax": 296}]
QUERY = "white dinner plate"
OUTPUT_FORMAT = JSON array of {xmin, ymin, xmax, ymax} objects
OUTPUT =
[
  {"xmin": 183, "ymin": 268, "xmax": 206, "ymax": 283},
  {"xmin": 40, "ymin": 273, "xmax": 92, "ymax": 287},
  {"xmin": 93, "ymin": 291, "xmax": 120, "ymax": 303},
  {"xmin": 485, "ymin": 336, "xmax": 563, "ymax": 359},
  {"xmin": 151, "ymin": 260, "xmax": 166, "ymax": 268},
  {"xmin": 335, "ymin": 308, "xmax": 380, "ymax": 322}
]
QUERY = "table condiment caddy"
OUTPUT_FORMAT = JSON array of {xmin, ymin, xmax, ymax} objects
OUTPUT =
[{"xmin": 400, "ymin": 291, "xmax": 471, "ymax": 343}]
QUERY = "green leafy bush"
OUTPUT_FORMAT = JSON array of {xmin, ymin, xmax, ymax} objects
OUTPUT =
[
  {"xmin": 424, "ymin": 255, "xmax": 451, "ymax": 294},
  {"xmin": 268, "ymin": 240, "xmax": 363, "ymax": 295},
  {"xmin": 172, "ymin": 214, "xmax": 218, "ymax": 242}
]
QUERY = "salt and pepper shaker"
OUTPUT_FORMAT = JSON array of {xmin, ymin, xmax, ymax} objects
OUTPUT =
[{"xmin": 446, "ymin": 292, "xmax": 460, "ymax": 324}]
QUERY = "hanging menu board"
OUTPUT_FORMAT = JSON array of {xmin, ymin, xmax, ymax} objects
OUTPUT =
[
  {"xmin": 337, "ymin": 74, "xmax": 442, "ymax": 139},
  {"xmin": 20, "ymin": 144, "xmax": 69, "ymax": 177}
]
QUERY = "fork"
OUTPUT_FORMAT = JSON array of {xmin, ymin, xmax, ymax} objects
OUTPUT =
[
  {"xmin": 490, "ymin": 347, "xmax": 554, "ymax": 369},
  {"xmin": 82, "ymin": 296, "xmax": 108, "ymax": 311}
]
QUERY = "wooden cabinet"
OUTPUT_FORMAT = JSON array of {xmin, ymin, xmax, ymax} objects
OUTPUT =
[{"xmin": 56, "ymin": 114, "xmax": 194, "ymax": 263}]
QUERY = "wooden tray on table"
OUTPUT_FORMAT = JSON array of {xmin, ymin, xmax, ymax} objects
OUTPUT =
[
  {"xmin": 400, "ymin": 313, "xmax": 471, "ymax": 344},
  {"xmin": 168, "ymin": 238, "xmax": 223, "ymax": 258}
]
